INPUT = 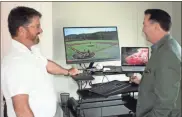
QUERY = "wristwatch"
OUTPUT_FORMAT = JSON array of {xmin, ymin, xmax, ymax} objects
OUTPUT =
[{"xmin": 66, "ymin": 69, "xmax": 71, "ymax": 76}]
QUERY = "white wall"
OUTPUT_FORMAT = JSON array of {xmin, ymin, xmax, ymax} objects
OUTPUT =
[
  {"xmin": 52, "ymin": 2, "xmax": 174, "ymax": 100},
  {"xmin": 172, "ymin": 2, "xmax": 181, "ymax": 45}
]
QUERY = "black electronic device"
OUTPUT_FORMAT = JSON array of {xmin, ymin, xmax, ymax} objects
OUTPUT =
[
  {"xmin": 63, "ymin": 26, "xmax": 120, "ymax": 68},
  {"xmin": 121, "ymin": 47, "xmax": 149, "ymax": 72}
]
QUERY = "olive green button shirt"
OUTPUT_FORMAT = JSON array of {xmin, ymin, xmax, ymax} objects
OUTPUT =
[{"xmin": 136, "ymin": 34, "xmax": 181, "ymax": 117}]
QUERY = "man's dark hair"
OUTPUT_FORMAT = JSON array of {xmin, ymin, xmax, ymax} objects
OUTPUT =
[
  {"xmin": 8, "ymin": 6, "xmax": 42, "ymax": 38},
  {"xmin": 144, "ymin": 9, "xmax": 171, "ymax": 32}
]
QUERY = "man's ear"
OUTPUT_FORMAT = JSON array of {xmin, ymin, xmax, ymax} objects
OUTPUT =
[
  {"xmin": 155, "ymin": 23, "xmax": 161, "ymax": 31},
  {"xmin": 18, "ymin": 26, "xmax": 26, "ymax": 36}
]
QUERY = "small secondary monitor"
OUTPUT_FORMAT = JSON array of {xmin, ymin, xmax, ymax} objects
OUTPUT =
[
  {"xmin": 63, "ymin": 26, "xmax": 120, "ymax": 64},
  {"xmin": 121, "ymin": 47, "xmax": 149, "ymax": 72},
  {"xmin": 121, "ymin": 47, "xmax": 149, "ymax": 66}
]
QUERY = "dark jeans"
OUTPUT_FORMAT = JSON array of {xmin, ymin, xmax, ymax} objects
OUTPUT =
[{"xmin": 122, "ymin": 94, "xmax": 137, "ymax": 113}]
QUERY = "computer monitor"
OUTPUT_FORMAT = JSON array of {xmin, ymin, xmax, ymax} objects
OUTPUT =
[
  {"xmin": 121, "ymin": 47, "xmax": 149, "ymax": 66},
  {"xmin": 63, "ymin": 26, "xmax": 120, "ymax": 65}
]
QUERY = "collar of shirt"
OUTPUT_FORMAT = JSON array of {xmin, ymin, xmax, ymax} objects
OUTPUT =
[
  {"xmin": 31, "ymin": 44, "xmax": 42, "ymax": 56},
  {"xmin": 151, "ymin": 34, "xmax": 171, "ymax": 53},
  {"xmin": 12, "ymin": 39, "xmax": 32, "ymax": 53}
]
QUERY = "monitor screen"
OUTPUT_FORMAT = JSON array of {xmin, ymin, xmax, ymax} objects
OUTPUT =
[
  {"xmin": 121, "ymin": 47, "xmax": 149, "ymax": 66},
  {"xmin": 63, "ymin": 26, "xmax": 120, "ymax": 64}
]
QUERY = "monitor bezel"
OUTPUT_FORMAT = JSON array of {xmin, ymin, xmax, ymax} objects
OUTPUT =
[
  {"xmin": 121, "ymin": 47, "xmax": 149, "ymax": 66},
  {"xmin": 63, "ymin": 26, "xmax": 120, "ymax": 64}
]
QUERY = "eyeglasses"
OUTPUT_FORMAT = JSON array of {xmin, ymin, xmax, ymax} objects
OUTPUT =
[{"xmin": 23, "ymin": 24, "xmax": 41, "ymax": 30}]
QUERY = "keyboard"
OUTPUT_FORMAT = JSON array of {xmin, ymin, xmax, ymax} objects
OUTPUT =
[
  {"xmin": 71, "ymin": 73, "xmax": 94, "ymax": 81},
  {"xmin": 89, "ymin": 80, "xmax": 131, "ymax": 96}
]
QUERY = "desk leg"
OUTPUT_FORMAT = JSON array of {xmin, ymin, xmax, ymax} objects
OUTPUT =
[
  {"xmin": 76, "ymin": 81, "xmax": 82, "ymax": 90},
  {"xmin": 76, "ymin": 81, "xmax": 83, "ymax": 102}
]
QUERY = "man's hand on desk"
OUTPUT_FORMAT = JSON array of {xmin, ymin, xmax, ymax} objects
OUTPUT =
[
  {"xmin": 129, "ymin": 73, "xmax": 142, "ymax": 84},
  {"xmin": 46, "ymin": 60, "xmax": 80, "ymax": 76},
  {"xmin": 67, "ymin": 68, "xmax": 80, "ymax": 76}
]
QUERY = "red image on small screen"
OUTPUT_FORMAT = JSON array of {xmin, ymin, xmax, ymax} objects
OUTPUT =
[{"xmin": 122, "ymin": 47, "xmax": 149, "ymax": 66}]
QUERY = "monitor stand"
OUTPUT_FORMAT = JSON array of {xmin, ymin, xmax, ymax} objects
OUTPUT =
[
  {"xmin": 85, "ymin": 62, "xmax": 97, "ymax": 74},
  {"xmin": 87, "ymin": 62, "xmax": 95, "ymax": 69}
]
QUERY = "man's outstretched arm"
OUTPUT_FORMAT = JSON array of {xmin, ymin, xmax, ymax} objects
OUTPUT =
[{"xmin": 46, "ymin": 60, "xmax": 79, "ymax": 76}]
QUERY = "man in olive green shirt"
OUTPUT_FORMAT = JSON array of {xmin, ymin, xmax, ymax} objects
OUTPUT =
[{"xmin": 130, "ymin": 9, "xmax": 181, "ymax": 117}]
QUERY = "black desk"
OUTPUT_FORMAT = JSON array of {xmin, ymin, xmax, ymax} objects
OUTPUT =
[
  {"xmin": 77, "ymin": 81, "xmax": 138, "ymax": 99},
  {"xmin": 67, "ymin": 67, "xmax": 138, "ymax": 117},
  {"xmin": 90, "ymin": 66, "xmax": 143, "ymax": 76},
  {"xmin": 60, "ymin": 96, "xmax": 135, "ymax": 117}
]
